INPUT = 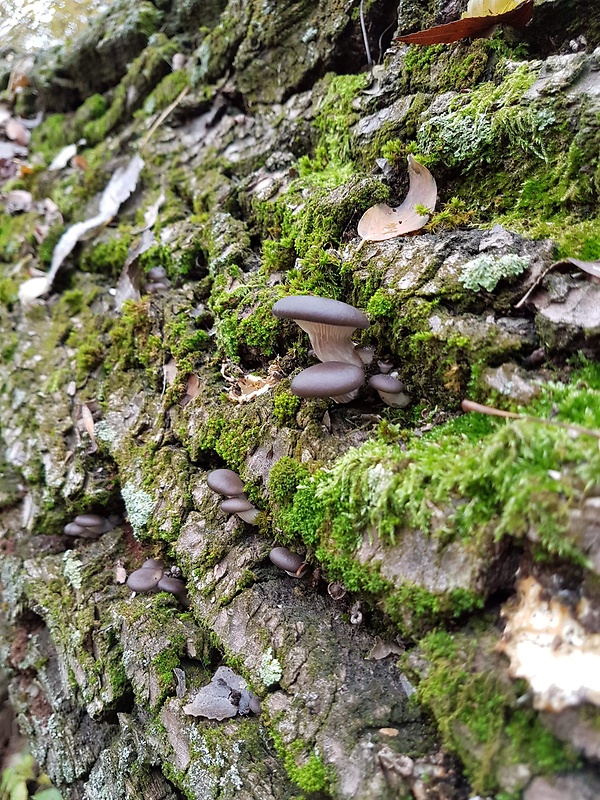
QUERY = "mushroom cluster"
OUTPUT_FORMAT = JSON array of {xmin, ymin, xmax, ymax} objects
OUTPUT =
[
  {"xmin": 144, "ymin": 266, "xmax": 171, "ymax": 296},
  {"xmin": 63, "ymin": 513, "xmax": 119, "ymax": 538},
  {"xmin": 207, "ymin": 468, "xmax": 259, "ymax": 525},
  {"xmin": 272, "ymin": 295, "xmax": 411, "ymax": 407},
  {"xmin": 126, "ymin": 558, "xmax": 189, "ymax": 606}
]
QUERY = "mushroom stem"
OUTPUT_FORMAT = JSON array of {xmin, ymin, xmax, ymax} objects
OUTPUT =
[{"xmin": 295, "ymin": 320, "xmax": 364, "ymax": 367}]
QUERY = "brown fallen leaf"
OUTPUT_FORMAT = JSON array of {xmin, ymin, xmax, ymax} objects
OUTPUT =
[
  {"xmin": 515, "ymin": 257, "xmax": 600, "ymax": 309},
  {"xmin": 357, "ymin": 155, "xmax": 437, "ymax": 243},
  {"xmin": 396, "ymin": 0, "xmax": 533, "ymax": 45},
  {"xmin": 71, "ymin": 155, "xmax": 88, "ymax": 171},
  {"xmin": 80, "ymin": 404, "xmax": 98, "ymax": 454}
]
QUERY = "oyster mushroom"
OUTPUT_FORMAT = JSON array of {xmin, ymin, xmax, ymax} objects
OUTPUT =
[
  {"xmin": 272, "ymin": 295, "xmax": 369, "ymax": 367},
  {"xmin": 269, "ymin": 546, "xmax": 306, "ymax": 577},
  {"xmin": 207, "ymin": 468, "xmax": 245, "ymax": 497},
  {"xmin": 368, "ymin": 374, "xmax": 410, "ymax": 408},
  {"xmin": 220, "ymin": 496, "xmax": 260, "ymax": 525},
  {"xmin": 157, "ymin": 575, "xmax": 190, "ymax": 607},
  {"xmin": 64, "ymin": 513, "xmax": 116, "ymax": 538},
  {"xmin": 126, "ymin": 561, "xmax": 164, "ymax": 592},
  {"xmin": 291, "ymin": 361, "xmax": 364, "ymax": 404}
]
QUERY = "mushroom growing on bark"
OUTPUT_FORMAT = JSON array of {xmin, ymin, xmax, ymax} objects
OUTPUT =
[
  {"xmin": 269, "ymin": 546, "xmax": 307, "ymax": 577},
  {"xmin": 272, "ymin": 295, "xmax": 369, "ymax": 367},
  {"xmin": 291, "ymin": 361, "xmax": 364, "ymax": 404},
  {"xmin": 63, "ymin": 513, "xmax": 118, "ymax": 538},
  {"xmin": 220, "ymin": 496, "xmax": 260, "ymax": 525},
  {"xmin": 126, "ymin": 560, "xmax": 164, "ymax": 592},
  {"xmin": 369, "ymin": 374, "xmax": 410, "ymax": 408},
  {"xmin": 207, "ymin": 468, "xmax": 245, "ymax": 497}
]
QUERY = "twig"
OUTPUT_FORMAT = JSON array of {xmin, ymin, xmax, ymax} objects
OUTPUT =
[
  {"xmin": 360, "ymin": 0, "xmax": 373, "ymax": 66},
  {"xmin": 461, "ymin": 399, "xmax": 600, "ymax": 440},
  {"xmin": 139, "ymin": 85, "xmax": 190, "ymax": 151}
]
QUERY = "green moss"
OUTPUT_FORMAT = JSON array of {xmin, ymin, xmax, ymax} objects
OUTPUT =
[
  {"xmin": 80, "ymin": 235, "xmax": 130, "ymax": 278},
  {"xmin": 414, "ymin": 630, "xmax": 578, "ymax": 794},
  {"xmin": 273, "ymin": 390, "xmax": 301, "ymax": 427},
  {"xmin": 151, "ymin": 633, "xmax": 185, "ymax": 702},
  {"xmin": 108, "ymin": 299, "xmax": 162, "ymax": 374},
  {"xmin": 0, "ymin": 276, "xmax": 18, "ymax": 306},
  {"xmin": 142, "ymin": 68, "xmax": 189, "ymax": 116},
  {"xmin": 30, "ymin": 113, "xmax": 68, "ymax": 162}
]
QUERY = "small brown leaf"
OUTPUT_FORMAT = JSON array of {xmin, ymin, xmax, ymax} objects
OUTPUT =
[
  {"xmin": 80, "ymin": 404, "xmax": 98, "ymax": 454},
  {"xmin": 71, "ymin": 155, "xmax": 88, "ymax": 171},
  {"xmin": 185, "ymin": 373, "xmax": 200, "ymax": 399},
  {"xmin": 357, "ymin": 155, "xmax": 437, "ymax": 242},
  {"xmin": 396, "ymin": 0, "xmax": 533, "ymax": 44}
]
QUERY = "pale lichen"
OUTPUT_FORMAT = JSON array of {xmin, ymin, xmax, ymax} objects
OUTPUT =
[
  {"xmin": 259, "ymin": 647, "xmax": 283, "ymax": 686},
  {"xmin": 121, "ymin": 481, "xmax": 154, "ymax": 536},
  {"xmin": 63, "ymin": 550, "xmax": 83, "ymax": 590},
  {"xmin": 458, "ymin": 253, "xmax": 529, "ymax": 292}
]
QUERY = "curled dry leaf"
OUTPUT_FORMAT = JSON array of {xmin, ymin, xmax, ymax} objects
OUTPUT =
[
  {"xmin": 2, "ymin": 189, "xmax": 33, "ymax": 214},
  {"xmin": 80, "ymin": 404, "xmax": 98, "ymax": 454},
  {"xmin": 395, "ymin": 0, "xmax": 533, "ymax": 45},
  {"xmin": 48, "ymin": 143, "xmax": 77, "ymax": 171},
  {"xmin": 5, "ymin": 117, "xmax": 30, "ymax": 146},
  {"xmin": 516, "ymin": 257, "xmax": 600, "ymax": 309},
  {"xmin": 357, "ymin": 155, "xmax": 437, "ymax": 242},
  {"xmin": 366, "ymin": 636, "xmax": 405, "ymax": 660},
  {"xmin": 19, "ymin": 154, "xmax": 144, "ymax": 303}
]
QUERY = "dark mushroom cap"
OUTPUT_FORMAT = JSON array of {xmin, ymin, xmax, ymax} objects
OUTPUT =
[
  {"xmin": 291, "ymin": 362, "xmax": 364, "ymax": 398},
  {"xmin": 369, "ymin": 374, "xmax": 405, "ymax": 393},
  {"xmin": 157, "ymin": 576, "xmax": 186, "ymax": 595},
  {"xmin": 207, "ymin": 468, "xmax": 245, "ymax": 496},
  {"xmin": 269, "ymin": 546, "xmax": 304, "ymax": 574},
  {"xmin": 272, "ymin": 296, "xmax": 369, "ymax": 329},
  {"xmin": 74, "ymin": 513, "xmax": 106, "ymax": 527},
  {"xmin": 126, "ymin": 566, "xmax": 163, "ymax": 592},
  {"xmin": 142, "ymin": 558, "xmax": 164, "ymax": 570},
  {"xmin": 221, "ymin": 497, "xmax": 255, "ymax": 513}
]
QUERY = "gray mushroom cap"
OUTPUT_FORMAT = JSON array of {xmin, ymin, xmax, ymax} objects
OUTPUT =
[
  {"xmin": 74, "ymin": 513, "xmax": 106, "ymax": 527},
  {"xmin": 142, "ymin": 558, "xmax": 164, "ymax": 570},
  {"xmin": 272, "ymin": 296, "xmax": 369, "ymax": 329},
  {"xmin": 64, "ymin": 522, "xmax": 86, "ymax": 536},
  {"xmin": 269, "ymin": 546, "xmax": 305, "ymax": 575},
  {"xmin": 369, "ymin": 374, "xmax": 405, "ymax": 393},
  {"xmin": 207, "ymin": 468, "xmax": 245, "ymax": 496},
  {"xmin": 147, "ymin": 266, "xmax": 167, "ymax": 280},
  {"xmin": 273, "ymin": 296, "xmax": 369, "ymax": 367},
  {"xmin": 291, "ymin": 362, "xmax": 364, "ymax": 399},
  {"xmin": 157, "ymin": 576, "xmax": 186, "ymax": 595},
  {"xmin": 126, "ymin": 566, "xmax": 163, "ymax": 592},
  {"xmin": 220, "ymin": 497, "xmax": 254, "ymax": 513}
]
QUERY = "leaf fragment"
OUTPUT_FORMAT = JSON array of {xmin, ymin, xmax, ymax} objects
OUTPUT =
[
  {"xmin": 19, "ymin": 154, "xmax": 144, "ymax": 302},
  {"xmin": 357, "ymin": 155, "xmax": 437, "ymax": 242},
  {"xmin": 395, "ymin": 0, "xmax": 533, "ymax": 45}
]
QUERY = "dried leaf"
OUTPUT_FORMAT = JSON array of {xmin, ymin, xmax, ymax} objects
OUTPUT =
[
  {"xmin": 3, "ymin": 189, "xmax": 33, "ymax": 213},
  {"xmin": 516, "ymin": 257, "xmax": 600, "ymax": 308},
  {"xmin": 396, "ymin": 0, "xmax": 532, "ymax": 44},
  {"xmin": 163, "ymin": 358, "xmax": 177, "ymax": 386},
  {"xmin": 71, "ymin": 155, "xmax": 88, "ymax": 171},
  {"xmin": 5, "ymin": 117, "xmax": 30, "ymax": 146},
  {"xmin": 142, "ymin": 191, "xmax": 165, "ymax": 231},
  {"xmin": 357, "ymin": 155, "xmax": 437, "ymax": 242},
  {"xmin": 183, "ymin": 666, "xmax": 251, "ymax": 720},
  {"xmin": 185, "ymin": 373, "xmax": 200, "ymax": 398},
  {"xmin": 366, "ymin": 636, "xmax": 405, "ymax": 660},
  {"xmin": 19, "ymin": 154, "xmax": 144, "ymax": 302},
  {"xmin": 80, "ymin": 404, "xmax": 98, "ymax": 454},
  {"xmin": 48, "ymin": 143, "xmax": 77, "ymax": 171},
  {"xmin": 114, "ymin": 228, "xmax": 155, "ymax": 311}
]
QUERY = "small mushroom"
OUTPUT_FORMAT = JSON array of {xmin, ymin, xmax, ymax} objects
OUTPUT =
[
  {"xmin": 220, "ymin": 496, "xmax": 260, "ymax": 525},
  {"xmin": 207, "ymin": 468, "xmax": 245, "ymax": 497},
  {"xmin": 377, "ymin": 360, "xmax": 394, "ymax": 374},
  {"xmin": 144, "ymin": 266, "xmax": 171, "ymax": 295},
  {"xmin": 126, "ymin": 563, "xmax": 164, "ymax": 593},
  {"xmin": 272, "ymin": 295, "xmax": 369, "ymax": 367},
  {"xmin": 354, "ymin": 345, "xmax": 375, "ymax": 365},
  {"xmin": 327, "ymin": 581, "xmax": 347, "ymax": 600},
  {"xmin": 157, "ymin": 575, "xmax": 190, "ymax": 607},
  {"xmin": 291, "ymin": 361, "xmax": 364, "ymax": 404},
  {"xmin": 269, "ymin": 546, "xmax": 306, "ymax": 577},
  {"xmin": 63, "ymin": 522, "xmax": 87, "ymax": 537},
  {"xmin": 64, "ymin": 513, "xmax": 116, "ymax": 538},
  {"xmin": 368, "ymin": 374, "xmax": 410, "ymax": 408}
]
